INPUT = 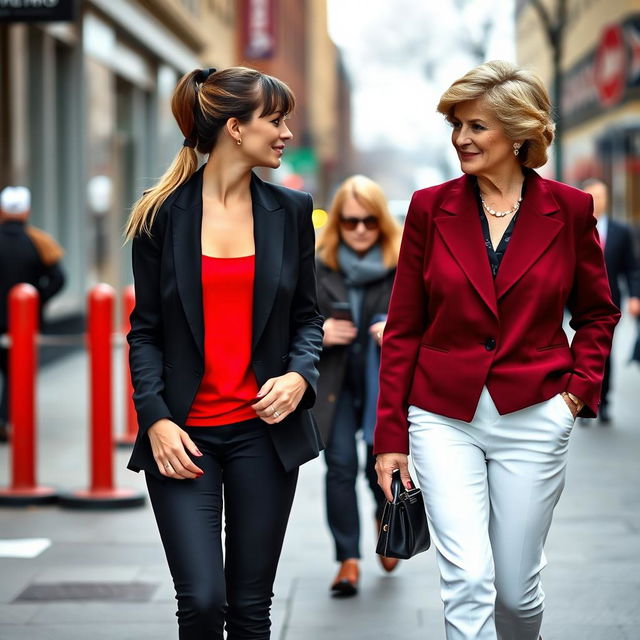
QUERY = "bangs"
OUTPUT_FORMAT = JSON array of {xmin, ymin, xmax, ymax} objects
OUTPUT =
[
  {"xmin": 258, "ymin": 75, "xmax": 296, "ymax": 117},
  {"xmin": 348, "ymin": 178, "xmax": 385, "ymax": 218},
  {"xmin": 350, "ymin": 188, "xmax": 377, "ymax": 215}
]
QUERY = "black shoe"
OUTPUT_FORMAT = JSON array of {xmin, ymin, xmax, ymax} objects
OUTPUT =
[
  {"xmin": 599, "ymin": 405, "xmax": 611, "ymax": 425},
  {"xmin": 330, "ymin": 560, "xmax": 359, "ymax": 597}
]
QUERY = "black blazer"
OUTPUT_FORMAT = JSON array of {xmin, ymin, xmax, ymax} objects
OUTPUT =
[
  {"xmin": 127, "ymin": 168, "xmax": 324, "ymax": 479},
  {"xmin": 603, "ymin": 218, "xmax": 640, "ymax": 308}
]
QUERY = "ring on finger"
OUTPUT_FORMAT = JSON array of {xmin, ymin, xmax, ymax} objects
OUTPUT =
[
  {"xmin": 164, "ymin": 463, "xmax": 172, "ymax": 470},
  {"xmin": 273, "ymin": 409, "xmax": 280, "ymax": 418}
]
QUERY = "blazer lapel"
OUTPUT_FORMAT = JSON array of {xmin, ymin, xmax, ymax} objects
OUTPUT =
[
  {"xmin": 172, "ymin": 168, "xmax": 205, "ymax": 358},
  {"xmin": 251, "ymin": 172, "xmax": 285, "ymax": 350},
  {"xmin": 494, "ymin": 171, "xmax": 563, "ymax": 300},
  {"xmin": 435, "ymin": 175, "xmax": 498, "ymax": 318}
]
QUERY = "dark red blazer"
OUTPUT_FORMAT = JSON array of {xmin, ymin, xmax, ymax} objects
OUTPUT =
[{"xmin": 373, "ymin": 171, "xmax": 620, "ymax": 455}]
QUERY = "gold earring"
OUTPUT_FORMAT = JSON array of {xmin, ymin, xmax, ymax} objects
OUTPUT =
[{"xmin": 236, "ymin": 138, "xmax": 242, "ymax": 146}]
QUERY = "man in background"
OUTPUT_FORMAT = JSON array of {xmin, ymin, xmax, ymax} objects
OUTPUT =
[
  {"xmin": 0, "ymin": 186, "xmax": 66, "ymax": 442},
  {"xmin": 582, "ymin": 178, "xmax": 640, "ymax": 424}
]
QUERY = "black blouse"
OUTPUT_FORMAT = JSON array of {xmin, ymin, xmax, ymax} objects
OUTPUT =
[{"xmin": 473, "ymin": 177, "xmax": 527, "ymax": 278}]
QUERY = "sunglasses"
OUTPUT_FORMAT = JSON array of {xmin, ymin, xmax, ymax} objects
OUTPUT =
[{"xmin": 339, "ymin": 215, "xmax": 380, "ymax": 231}]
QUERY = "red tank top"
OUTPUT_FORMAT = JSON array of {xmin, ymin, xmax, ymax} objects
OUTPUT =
[{"xmin": 185, "ymin": 254, "xmax": 259, "ymax": 426}]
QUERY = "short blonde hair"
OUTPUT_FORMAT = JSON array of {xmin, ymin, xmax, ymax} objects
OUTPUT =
[
  {"xmin": 316, "ymin": 175, "xmax": 401, "ymax": 271},
  {"xmin": 437, "ymin": 60, "xmax": 555, "ymax": 169}
]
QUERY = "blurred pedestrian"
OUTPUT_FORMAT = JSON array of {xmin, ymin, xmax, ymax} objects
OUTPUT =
[
  {"xmin": 124, "ymin": 67, "xmax": 323, "ymax": 639},
  {"xmin": 632, "ymin": 324, "xmax": 640, "ymax": 365},
  {"xmin": 0, "ymin": 186, "xmax": 65, "ymax": 443},
  {"xmin": 374, "ymin": 60, "xmax": 619, "ymax": 640},
  {"xmin": 314, "ymin": 175, "xmax": 401, "ymax": 596},
  {"xmin": 581, "ymin": 178, "xmax": 640, "ymax": 424}
]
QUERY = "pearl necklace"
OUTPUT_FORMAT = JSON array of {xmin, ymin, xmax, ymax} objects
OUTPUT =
[{"xmin": 480, "ymin": 195, "xmax": 523, "ymax": 218}]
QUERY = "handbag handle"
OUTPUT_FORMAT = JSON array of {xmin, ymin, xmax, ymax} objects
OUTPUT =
[
  {"xmin": 391, "ymin": 469, "xmax": 420, "ymax": 504},
  {"xmin": 390, "ymin": 469, "xmax": 405, "ymax": 504}
]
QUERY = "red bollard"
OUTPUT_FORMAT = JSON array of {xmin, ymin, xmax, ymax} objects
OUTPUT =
[
  {"xmin": 0, "ymin": 284, "xmax": 58, "ymax": 505},
  {"xmin": 59, "ymin": 284, "xmax": 144, "ymax": 509},
  {"xmin": 117, "ymin": 285, "xmax": 137, "ymax": 447}
]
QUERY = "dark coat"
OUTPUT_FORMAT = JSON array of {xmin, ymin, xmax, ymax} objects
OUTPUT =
[
  {"xmin": 0, "ymin": 220, "xmax": 65, "ymax": 333},
  {"xmin": 313, "ymin": 257, "xmax": 395, "ymax": 443},
  {"xmin": 603, "ymin": 218, "xmax": 640, "ymax": 308},
  {"xmin": 126, "ymin": 168, "xmax": 324, "ymax": 479}
]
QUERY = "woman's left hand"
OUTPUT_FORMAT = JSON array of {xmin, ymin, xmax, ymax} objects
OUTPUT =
[
  {"xmin": 369, "ymin": 321, "xmax": 386, "ymax": 347},
  {"xmin": 252, "ymin": 372, "xmax": 308, "ymax": 424},
  {"xmin": 562, "ymin": 392, "xmax": 585, "ymax": 419}
]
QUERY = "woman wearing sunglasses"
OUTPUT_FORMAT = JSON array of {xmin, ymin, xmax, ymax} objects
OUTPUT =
[{"xmin": 314, "ymin": 175, "xmax": 402, "ymax": 595}]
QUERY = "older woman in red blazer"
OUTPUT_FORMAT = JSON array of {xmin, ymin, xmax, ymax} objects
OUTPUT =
[{"xmin": 374, "ymin": 61, "xmax": 619, "ymax": 640}]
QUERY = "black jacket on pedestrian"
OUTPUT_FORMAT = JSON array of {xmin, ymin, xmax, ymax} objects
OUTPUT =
[
  {"xmin": 314, "ymin": 257, "xmax": 396, "ymax": 443},
  {"xmin": 603, "ymin": 218, "xmax": 640, "ymax": 308},
  {"xmin": 126, "ymin": 168, "xmax": 325, "ymax": 479},
  {"xmin": 0, "ymin": 220, "xmax": 65, "ymax": 333}
]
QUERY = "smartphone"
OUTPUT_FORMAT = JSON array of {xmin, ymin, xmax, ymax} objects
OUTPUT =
[{"xmin": 330, "ymin": 301, "xmax": 353, "ymax": 322}]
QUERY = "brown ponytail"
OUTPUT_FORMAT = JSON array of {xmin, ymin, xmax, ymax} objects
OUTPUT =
[{"xmin": 124, "ymin": 66, "xmax": 295, "ymax": 241}]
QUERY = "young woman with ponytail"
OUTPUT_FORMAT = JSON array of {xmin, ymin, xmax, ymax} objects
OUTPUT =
[{"xmin": 125, "ymin": 66, "xmax": 324, "ymax": 639}]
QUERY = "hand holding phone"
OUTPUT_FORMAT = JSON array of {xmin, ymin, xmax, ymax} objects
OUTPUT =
[
  {"xmin": 324, "ymin": 301, "xmax": 357, "ymax": 347},
  {"xmin": 330, "ymin": 301, "xmax": 353, "ymax": 322}
]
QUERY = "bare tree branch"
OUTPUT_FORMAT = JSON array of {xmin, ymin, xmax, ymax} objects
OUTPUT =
[{"xmin": 529, "ymin": 0, "xmax": 555, "ymax": 43}]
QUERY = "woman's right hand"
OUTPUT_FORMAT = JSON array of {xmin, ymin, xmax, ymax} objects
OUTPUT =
[
  {"xmin": 147, "ymin": 418, "xmax": 205, "ymax": 479},
  {"xmin": 375, "ymin": 452, "xmax": 412, "ymax": 502},
  {"xmin": 322, "ymin": 317, "xmax": 358, "ymax": 346}
]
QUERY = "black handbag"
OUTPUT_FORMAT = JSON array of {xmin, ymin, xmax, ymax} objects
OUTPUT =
[{"xmin": 376, "ymin": 469, "xmax": 431, "ymax": 559}]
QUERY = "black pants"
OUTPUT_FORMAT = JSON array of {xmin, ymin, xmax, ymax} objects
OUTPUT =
[
  {"xmin": 0, "ymin": 346, "xmax": 7, "ymax": 424},
  {"xmin": 324, "ymin": 388, "xmax": 386, "ymax": 561},
  {"xmin": 145, "ymin": 419, "xmax": 298, "ymax": 640},
  {"xmin": 601, "ymin": 353, "xmax": 611, "ymax": 409}
]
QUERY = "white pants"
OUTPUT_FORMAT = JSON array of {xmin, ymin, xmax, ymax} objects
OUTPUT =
[{"xmin": 409, "ymin": 387, "xmax": 574, "ymax": 640}]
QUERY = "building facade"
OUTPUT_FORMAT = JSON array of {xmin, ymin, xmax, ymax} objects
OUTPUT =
[
  {"xmin": 1, "ymin": 0, "xmax": 351, "ymax": 325},
  {"xmin": 236, "ymin": 0, "xmax": 352, "ymax": 203},
  {"xmin": 517, "ymin": 0, "xmax": 640, "ymax": 225},
  {"xmin": 0, "ymin": 0, "xmax": 236, "ymax": 322}
]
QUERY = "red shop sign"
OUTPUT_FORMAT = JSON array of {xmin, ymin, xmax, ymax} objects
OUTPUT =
[
  {"xmin": 242, "ymin": 0, "xmax": 276, "ymax": 59},
  {"xmin": 594, "ymin": 24, "xmax": 627, "ymax": 107}
]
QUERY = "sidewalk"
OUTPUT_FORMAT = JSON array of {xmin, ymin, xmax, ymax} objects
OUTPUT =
[{"xmin": 1, "ymin": 315, "xmax": 639, "ymax": 639}]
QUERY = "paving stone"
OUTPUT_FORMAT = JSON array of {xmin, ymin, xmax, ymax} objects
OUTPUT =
[
  {"xmin": 31, "ymin": 565, "xmax": 141, "ymax": 584},
  {"xmin": 25, "ymin": 601, "xmax": 172, "ymax": 624},
  {"xmin": 0, "ymin": 603, "xmax": 39, "ymax": 624},
  {"xmin": 0, "ymin": 623, "xmax": 176, "ymax": 640},
  {"xmin": 15, "ymin": 582, "xmax": 159, "ymax": 604}
]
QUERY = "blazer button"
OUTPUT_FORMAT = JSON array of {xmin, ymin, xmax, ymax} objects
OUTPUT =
[{"xmin": 484, "ymin": 337, "xmax": 496, "ymax": 351}]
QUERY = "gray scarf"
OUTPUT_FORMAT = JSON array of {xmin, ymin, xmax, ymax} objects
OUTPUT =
[{"xmin": 338, "ymin": 243, "xmax": 390, "ymax": 327}]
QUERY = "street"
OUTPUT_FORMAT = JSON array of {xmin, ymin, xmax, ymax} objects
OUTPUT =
[{"xmin": 1, "ymin": 314, "xmax": 639, "ymax": 640}]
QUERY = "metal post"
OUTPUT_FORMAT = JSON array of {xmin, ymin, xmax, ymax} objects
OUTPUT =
[
  {"xmin": 117, "ymin": 285, "xmax": 137, "ymax": 447},
  {"xmin": 0, "ymin": 284, "xmax": 58, "ymax": 506},
  {"xmin": 59, "ymin": 284, "xmax": 144, "ymax": 509}
]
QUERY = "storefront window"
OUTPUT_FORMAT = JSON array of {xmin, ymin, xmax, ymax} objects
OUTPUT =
[{"xmin": 85, "ymin": 56, "xmax": 116, "ymax": 286}]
